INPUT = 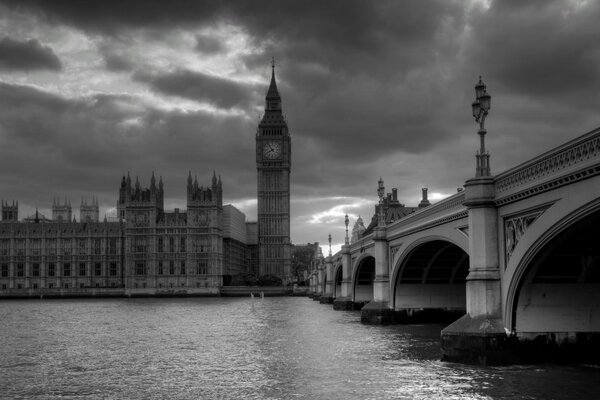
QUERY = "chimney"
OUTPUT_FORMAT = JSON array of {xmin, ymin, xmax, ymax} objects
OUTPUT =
[
  {"xmin": 418, "ymin": 188, "xmax": 431, "ymax": 208},
  {"xmin": 392, "ymin": 188, "xmax": 398, "ymax": 201}
]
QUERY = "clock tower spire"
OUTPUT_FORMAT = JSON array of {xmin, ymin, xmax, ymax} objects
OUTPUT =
[{"xmin": 256, "ymin": 60, "xmax": 292, "ymax": 282}]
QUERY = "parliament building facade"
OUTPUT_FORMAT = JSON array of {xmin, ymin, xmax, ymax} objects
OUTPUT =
[{"xmin": 0, "ymin": 66, "xmax": 292, "ymax": 296}]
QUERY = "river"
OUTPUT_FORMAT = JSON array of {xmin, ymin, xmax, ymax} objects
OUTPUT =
[{"xmin": 1, "ymin": 297, "xmax": 599, "ymax": 399}]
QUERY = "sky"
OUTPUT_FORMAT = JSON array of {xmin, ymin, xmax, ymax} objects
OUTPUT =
[{"xmin": 0, "ymin": 0, "xmax": 599, "ymax": 255}]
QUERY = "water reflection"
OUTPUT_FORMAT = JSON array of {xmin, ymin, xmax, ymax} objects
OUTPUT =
[{"xmin": 0, "ymin": 297, "xmax": 599, "ymax": 399}]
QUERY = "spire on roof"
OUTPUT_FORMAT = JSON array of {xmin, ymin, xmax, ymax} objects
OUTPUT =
[{"xmin": 266, "ymin": 57, "xmax": 280, "ymax": 100}]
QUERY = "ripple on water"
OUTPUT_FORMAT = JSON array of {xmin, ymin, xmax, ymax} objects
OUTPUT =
[{"xmin": 1, "ymin": 298, "xmax": 600, "ymax": 399}]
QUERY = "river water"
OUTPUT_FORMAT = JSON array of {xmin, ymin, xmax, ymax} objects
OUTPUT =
[{"xmin": 1, "ymin": 297, "xmax": 599, "ymax": 400}]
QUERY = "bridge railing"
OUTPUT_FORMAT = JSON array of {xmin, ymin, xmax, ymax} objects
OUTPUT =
[
  {"xmin": 494, "ymin": 127, "xmax": 600, "ymax": 200},
  {"xmin": 384, "ymin": 191, "xmax": 467, "ymax": 237}
]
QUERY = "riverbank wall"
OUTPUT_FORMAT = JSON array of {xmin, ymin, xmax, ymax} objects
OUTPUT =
[{"xmin": 0, "ymin": 286, "xmax": 309, "ymax": 299}]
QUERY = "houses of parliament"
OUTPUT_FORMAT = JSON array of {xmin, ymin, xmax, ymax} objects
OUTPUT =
[{"xmin": 0, "ymin": 66, "xmax": 292, "ymax": 296}]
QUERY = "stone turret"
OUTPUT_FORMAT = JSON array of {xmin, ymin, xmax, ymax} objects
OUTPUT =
[
  {"xmin": 52, "ymin": 197, "xmax": 72, "ymax": 222},
  {"xmin": 80, "ymin": 196, "xmax": 100, "ymax": 222},
  {"xmin": 351, "ymin": 216, "xmax": 366, "ymax": 243},
  {"xmin": 117, "ymin": 172, "xmax": 164, "ymax": 224},
  {"xmin": 187, "ymin": 172, "xmax": 223, "ymax": 208},
  {"xmin": 1, "ymin": 200, "xmax": 18, "ymax": 222}
]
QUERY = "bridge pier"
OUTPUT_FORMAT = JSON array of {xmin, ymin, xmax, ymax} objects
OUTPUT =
[
  {"xmin": 320, "ymin": 256, "xmax": 334, "ymax": 304},
  {"xmin": 312, "ymin": 261, "xmax": 324, "ymax": 301},
  {"xmin": 361, "ymin": 226, "xmax": 392, "ymax": 324},
  {"xmin": 441, "ymin": 176, "xmax": 512, "ymax": 364},
  {"xmin": 333, "ymin": 244, "xmax": 354, "ymax": 310}
]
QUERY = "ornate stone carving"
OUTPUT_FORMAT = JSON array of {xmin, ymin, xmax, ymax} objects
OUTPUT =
[
  {"xmin": 504, "ymin": 209, "xmax": 546, "ymax": 263},
  {"xmin": 390, "ymin": 245, "xmax": 402, "ymax": 261},
  {"xmin": 496, "ymin": 131, "xmax": 600, "ymax": 194}
]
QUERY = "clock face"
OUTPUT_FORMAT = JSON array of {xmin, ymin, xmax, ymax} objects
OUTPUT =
[{"xmin": 263, "ymin": 141, "xmax": 281, "ymax": 159}]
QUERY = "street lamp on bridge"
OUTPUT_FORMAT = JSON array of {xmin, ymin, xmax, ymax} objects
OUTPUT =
[
  {"xmin": 344, "ymin": 214, "xmax": 349, "ymax": 245},
  {"xmin": 377, "ymin": 177, "xmax": 385, "ymax": 227},
  {"xmin": 471, "ymin": 76, "xmax": 492, "ymax": 177}
]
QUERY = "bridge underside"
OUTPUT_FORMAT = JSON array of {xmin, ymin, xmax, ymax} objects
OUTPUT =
[
  {"xmin": 393, "ymin": 241, "xmax": 468, "ymax": 323},
  {"xmin": 354, "ymin": 257, "xmax": 374, "ymax": 308},
  {"xmin": 513, "ymin": 209, "xmax": 600, "ymax": 363}
]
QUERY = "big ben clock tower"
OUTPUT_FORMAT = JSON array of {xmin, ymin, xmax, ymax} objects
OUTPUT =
[{"xmin": 256, "ymin": 61, "xmax": 291, "ymax": 282}]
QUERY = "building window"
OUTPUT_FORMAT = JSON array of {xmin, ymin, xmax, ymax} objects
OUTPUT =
[
  {"xmin": 1, "ymin": 284, "xmax": 6, "ymax": 290},
  {"xmin": 158, "ymin": 238, "xmax": 164, "ymax": 253},
  {"xmin": 17, "ymin": 283, "xmax": 23, "ymax": 289},
  {"xmin": 109, "ymin": 262, "xmax": 117, "ymax": 276},
  {"xmin": 33, "ymin": 283, "xmax": 38, "ymax": 289},
  {"xmin": 180, "ymin": 237, "xmax": 186, "ymax": 253},
  {"xmin": 64, "ymin": 283, "xmax": 69, "ymax": 289},
  {"xmin": 16, "ymin": 240, "xmax": 25, "ymax": 256},
  {"xmin": 0, "ymin": 240, "xmax": 9, "ymax": 256},
  {"xmin": 31, "ymin": 239, "xmax": 41, "ymax": 256},
  {"xmin": 169, "ymin": 237, "xmax": 175, "ymax": 253},
  {"xmin": 48, "ymin": 263, "xmax": 55, "ymax": 277},
  {"xmin": 62, "ymin": 239, "xmax": 72, "ymax": 255},
  {"xmin": 0, "ymin": 264, "xmax": 7, "ymax": 277},
  {"xmin": 197, "ymin": 261, "xmax": 207, "ymax": 275},
  {"xmin": 135, "ymin": 262, "xmax": 146, "ymax": 275},
  {"xmin": 47, "ymin": 239, "xmax": 57, "ymax": 255},
  {"xmin": 94, "ymin": 239, "xmax": 102, "ymax": 255},
  {"xmin": 80, "ymin": 283, "xmax": 84, "ymax": 288},
  {"xmin": 79, "ymin": 263, "xmax": 86, "ymax": 276},
  {"xmin": 158, "ymin": 261, "xmax": 163, "ymax": 275},
  {"xmin": 63, "ymin": 263, "xmax": 71, "ymax": 277},
  {"xmin": 180, "ymin": 261, "xmax": 186, "ymax": 275},
  {"xmin": 48, "ymin": 283, "xmax": 54, "ymax": 289},
  {"xmin": 32, "ymin": 263, "xmax": 40, "ymax": 277},
  {"xmin": 78, "ymin": 239, "xmax": 86, "ymax": 254},
  {"xmin": 94, "ymin": 263, "xmax": 102, "ymax": 276},
  {"xmin": 135, "ymin": 237, "xmax": 147, "ymax": 253},
  {"xmin": 109, "ymin": 238, "xmax": 117, "ymax": 254},
  {"xmin": 16, "ymin": 263, "xmax": 24, "ymax": 277},
  {"xmin": 169, "ymin": 261, "xmax": 174, "ymax": 275}
]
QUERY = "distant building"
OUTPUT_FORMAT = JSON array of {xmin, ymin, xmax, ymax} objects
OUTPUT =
[
  {"xmin": 246, "ymin": 222, "xmax": 259, "ymax": 277},
  {"xmin": 222, "ymin": 205, "xmax": 248, "ymax": 285},
  {"xmin": 292, "ymin": 242, "xmax": 320, "ymax": 284},
  {"xmin": 357, "ymin": 186, "xmax": 431, "ymax": 240},
  {"xmin": 0, "ymin": 172, "xmax": 258, "ymax": 294}
]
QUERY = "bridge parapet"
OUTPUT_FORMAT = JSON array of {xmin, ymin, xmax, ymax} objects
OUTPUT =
[
  {"xmin": 495, "ymin": 127, "xmax": 600, "ymax": 205},
  {"xmin": 386, "ymin": 191, "xmax": 467, "ymax": 238}
]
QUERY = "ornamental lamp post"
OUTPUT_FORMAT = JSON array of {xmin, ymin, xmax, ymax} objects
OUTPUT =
[
  {"xmin": 472, "ymin": 76, "xmax": 492, "ymax": 177},
  {"xmin": 377, "ymin": 177, "xmax": 385, "ymax": 227},
  {"xmin": 328, "ymin": 233, "xmax": 332, "ymax": 257},
  {"xmin": 344, "ymin": 214, "xmax": 349, "ymax": 245}
]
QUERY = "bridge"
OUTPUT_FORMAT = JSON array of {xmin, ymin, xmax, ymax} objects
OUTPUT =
[{"xmin": 308, "ymin": 124, "xmax": 600, "ymax": 364}]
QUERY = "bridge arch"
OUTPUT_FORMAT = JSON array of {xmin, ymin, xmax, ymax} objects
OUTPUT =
[
  {"xmin": 505, "ymin": 199, "xmax": 600, "ymax": 337},
  {"xmin": 391, "ymin": 236, "xmax": 469, "ymax": 319},
  {"xmin": 352, "ymin": 253, "xmax": 375, "ymax": 303},
  {"xmin": 333, "ymin": 263, "xmax": 343, "ymax": 298}
]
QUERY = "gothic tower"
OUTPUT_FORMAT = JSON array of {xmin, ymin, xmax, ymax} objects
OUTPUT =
[{"xmin": 256, "ymin": 62, "xmax": 291, "ymax": 281}]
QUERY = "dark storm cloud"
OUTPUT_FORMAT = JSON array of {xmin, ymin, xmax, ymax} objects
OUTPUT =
[
  {"xmin": 0, "ymin": 0, "xmax": 467, "ymax": 157},
  {"xmin": 195, "ymin": 35, "xmax": 224, "ymax": 54},
  {"xmin": 134, "ymin": 69, "xmax": 257, "ymax": 109},
  {"xmin": 465, "ymin": 0, "xmax": 600, "ymax": 102},
  {"xmin": 103, "ymin": 52, "xmax": 134, "ymax": 72},
  {"xmin": 0, "ymin": 0, "xmax": 223, "ymax": 34},
  {"xmin": 0, "ymin": 82, "xmax": 258, "ymax": 208},
  {"xmin": 0, "ymin": 37, "xmax": 62, "ymax": 71}
]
